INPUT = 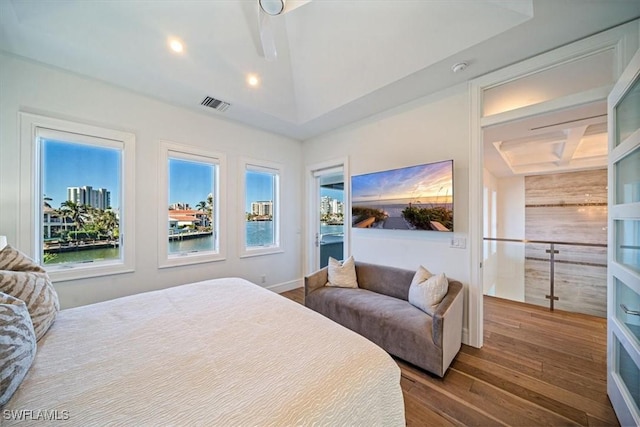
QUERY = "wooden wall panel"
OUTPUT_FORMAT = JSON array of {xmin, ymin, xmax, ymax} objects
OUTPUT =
[
  {"xmin": 524, "ymin": 169, "xmax": 607, "ymax": 205},
  {"xmin": 524, "ymin": 169, "xmax": 607, "ymax": 317}
]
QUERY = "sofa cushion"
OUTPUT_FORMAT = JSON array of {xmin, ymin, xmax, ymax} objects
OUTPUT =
[
  {"xmin": 408, "ymin": 267, "xmax": 449, "ymax": 316},
  {"xmin": 305, "ymin": 287, "xmax": 442, "ymax": 374},
  {"xmin": 326, "ymin": 256, "xmax": 358, "ymax": 288},
  {"xmin": 354, "ymin": 262, "xmax": 415, "ymax": 300}
]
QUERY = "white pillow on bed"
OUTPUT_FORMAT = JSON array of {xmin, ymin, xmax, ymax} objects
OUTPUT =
[
  {"xmin": 326, "ymin": 256, "xmax": 358, "ymax": 288},
  {"xmin": 408, "ymin": 266, "xmax": 448, "ymax": 316},
  {"xmin": 0, "ymin": 291, "xmax": 36, "ymax": 406}
]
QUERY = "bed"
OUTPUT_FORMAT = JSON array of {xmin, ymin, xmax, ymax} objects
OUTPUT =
[{"xmin": 3, "ymin": 278, "xmax": 405, "ymax": 426}]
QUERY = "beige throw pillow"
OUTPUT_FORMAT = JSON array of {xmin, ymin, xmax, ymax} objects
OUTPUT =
[
  {"xmin": 326, "ymin": 256, "xmax": 358, "ymax": 288},
  {"xmin": 0, "ymin": 245, "xmax": 59, "ymax": 341},
  {"xmin": 0, "ymin": 245, "xmax": 46, "ymax": 273},
  {"xmin": 0, "ymin": 292, "xmax": 37, "ymax": 406},
  {"xmin": 408, "ymin": 266, "xmax": 449, "ymax": 316}
]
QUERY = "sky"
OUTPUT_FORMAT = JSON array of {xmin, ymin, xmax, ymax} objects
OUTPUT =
[
  {"xmin": 245, "ymin": 170, "xmax": 274, "ymax": 212},
  {"xmin": 169, "ymin": 158, "xmax": 213, "ymax": 207},
  {"xmin": 351, "ymin": 160, "xmax": 453, "ymax": 203},
  {"xmin": 321, "ymin": 187, "xmax": 343, "ymax": 201},
  {"xmin": 43, "ymin": 140, "xmax": 275, "ymax": 212},
  {"xmin": 43, "ymin": 139, "xmax": 121, "ymax": 209},
  {"xmin": 170, "ymin": 161, "xmax": 274, "ymax": 212}
]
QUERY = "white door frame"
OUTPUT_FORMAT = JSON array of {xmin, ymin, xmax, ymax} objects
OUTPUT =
[
  {"xmin": 468, "ymin": 22, "xmax": 637, "ymax": 348},
  {"xmin": 305, "ymin": 157, "xmax": 350, "ymax": 275}
]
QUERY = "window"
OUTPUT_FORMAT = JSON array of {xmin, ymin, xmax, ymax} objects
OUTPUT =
[
  {"xmin": 159, "ymin": 142, "xmax": 225, "ymax": 267},
  {"xmin": 241, "ymin": 159, "xmax": 282, "ymax": 257},
  {"xmin": 19, "ymin": 113, "xmax": 135, "ymax": 280}
]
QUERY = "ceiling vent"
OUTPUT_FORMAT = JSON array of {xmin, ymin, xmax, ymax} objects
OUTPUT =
[{"xmin": 201, "ymin": 96, "xmax": 231, "ymax": 112}]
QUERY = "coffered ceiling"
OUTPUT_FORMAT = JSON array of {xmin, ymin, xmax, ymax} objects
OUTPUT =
[{"xmin": 483, "ymin": 101, "xmax": 608, "ymax": 177}]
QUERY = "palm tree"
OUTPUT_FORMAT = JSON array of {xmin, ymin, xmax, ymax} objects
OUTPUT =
[
  {"xmin": 206, "ymin": 194, "xmax": 214, "ymax": 227},
  {"xmin": 43, "ymin": 195, "xmax": 53, "ymax": 209},
  {"xmin": 59, "ymin": 201, "xmax": 88, "ymax": 237},
  {"xmin": 95, "ymin": 209, "xmax": 118, "ymax": 238}
]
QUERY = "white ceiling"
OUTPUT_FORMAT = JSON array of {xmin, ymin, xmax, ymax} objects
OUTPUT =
[{"xmin": 1, "ymin": 0, "xmax": 639, "ymax": 140}]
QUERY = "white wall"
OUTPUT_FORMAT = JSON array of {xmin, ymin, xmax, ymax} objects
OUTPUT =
[
  {"xmin": 302, "ymin": 84, "xmax": 472, "ymax": 340},
  {"xmin": 496, "ymin": 176, "xmax": 525, "ymax": 301},
  {"xmin": 481, "ymin": 170, "xmax": 526, "ymax": 301},
  {"xmin": 482, "ymin": 169, "xmax": 498, "ymax": 295},
  {"xmin": 0, "ymin": 53, "xmax": 304, "ymax": 308},
  {"xmin": 497, "ymin": 176, "xmax": 525, "ymax": 239}
]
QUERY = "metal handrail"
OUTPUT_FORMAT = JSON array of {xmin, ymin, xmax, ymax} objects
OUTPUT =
[
  {"xmin": 483, "ymin": 237, "xmax": 607, "ymax": 248},
  {"xmin": 483, "ymin": 236, "xmax": 606, "ymax": 311}
]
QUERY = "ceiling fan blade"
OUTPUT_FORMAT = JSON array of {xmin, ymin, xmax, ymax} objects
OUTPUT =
[
  {"xmin": 282, "ymin": 0, "xmax": 311, "ymax": 14},
  {"xmin": 256, "ymin": 0, "xmax": 311, "ymax": 61},
  {"xmin": 258, "ymin": 7, "xmax": 277, "ymax": 61}
]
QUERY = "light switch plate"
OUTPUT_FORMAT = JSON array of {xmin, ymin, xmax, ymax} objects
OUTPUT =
[{"xmin": 450, "ymin": 237, "xmax": 467, "ymax": 249}]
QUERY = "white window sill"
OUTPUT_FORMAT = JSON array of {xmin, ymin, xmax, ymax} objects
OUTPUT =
[
  {"xmin": 159, "ymin": 252, "xmax": 226, "ymax": 269},
  {"xmin": 239, "ymin": 247, "xmax": 284, "ymax": 258}
]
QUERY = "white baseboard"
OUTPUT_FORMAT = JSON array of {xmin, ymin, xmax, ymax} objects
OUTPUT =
[
  {"xmin": 462, "ymin": 327, "xmax": 471, "ymax": 347},
  {"xmin": 267, "ymin": 279, "xmax": 303, "ymax": 294}
]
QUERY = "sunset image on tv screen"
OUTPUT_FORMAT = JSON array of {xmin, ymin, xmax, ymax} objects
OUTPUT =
[{"xmin": 351, "ymin": 160, "xmax": 453, "ymax": 231}]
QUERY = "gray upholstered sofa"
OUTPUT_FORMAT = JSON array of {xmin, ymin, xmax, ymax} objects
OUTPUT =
[{"xmin": 304, "ymin": 261, "xmax": 463, "ymax": 377}]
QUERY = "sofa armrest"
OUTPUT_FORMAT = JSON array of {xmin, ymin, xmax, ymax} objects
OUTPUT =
[
  {"xmin": 304, "ymin": 267, "xmax": 328, "ymax": 297},
  {"xmin": 432, "ymin": 280, "xmax": 464, "ymax": 376}
]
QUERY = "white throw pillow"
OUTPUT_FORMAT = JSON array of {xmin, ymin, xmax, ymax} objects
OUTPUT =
[
  {"xmin": 408, "ymin": 266, "xmax": 449, "ymax": 316},
  {"xmin": 326, "ymin": 256, "xmax": 358, "ymax": 288}
]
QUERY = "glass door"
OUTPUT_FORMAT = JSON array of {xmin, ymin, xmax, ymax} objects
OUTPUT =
[
  {"xmin": 314, "ymin": 168, "xmax": 345, "ymax": 269},
  {"xmin": 608, "ymin": 48, "xmax": 640, "ymax": 426}
]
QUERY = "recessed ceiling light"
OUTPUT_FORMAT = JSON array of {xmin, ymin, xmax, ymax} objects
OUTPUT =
[
  {"xmin": 169, "ymin": 38, "xmax": 184, "ymax": 53},
  {"xmin": 247, "ymin": 74, "xmax": 260, "ymax": 87}
]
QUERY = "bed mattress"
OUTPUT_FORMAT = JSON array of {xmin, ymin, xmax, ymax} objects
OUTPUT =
[{"xmin": 4, "ymin": 278, "xmax": 405, "ymax": 426}]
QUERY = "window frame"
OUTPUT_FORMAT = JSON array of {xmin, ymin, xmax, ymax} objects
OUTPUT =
[
  {"xmin": 240, "ymin": 158, "xmax": 282, "ymax": 258},
  {"xmin": 19, "ymin": 113, "xmax": 136, "ymax": 281},
  {"xmin": 158, "ymin": 141, "xmax": 226, "ymax": 268}
]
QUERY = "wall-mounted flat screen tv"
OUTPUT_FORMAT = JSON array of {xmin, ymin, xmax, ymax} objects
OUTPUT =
[{"xmin": 351, "ymin": 160, "xmax": 453, "ymax": 232}]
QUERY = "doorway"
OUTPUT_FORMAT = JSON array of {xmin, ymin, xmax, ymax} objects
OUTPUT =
[
  {"xmin": 306, "ymin": 161, "xmax": 348, "ymax": 274},
  {"xmin": 468, "ymin": 26, "xmax": 633, "ymax": 348},
  {"xmin": 482, "ymin": 101, "xmax": 609, "ymax": 317}
]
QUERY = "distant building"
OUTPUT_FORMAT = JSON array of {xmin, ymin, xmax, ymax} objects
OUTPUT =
[
  {"xmin": 168, "ymin": 209, "xmax": 209, "ymax": 229},
  {"xmin": 251, "ymin": 201, "xmax": 273, "ymax": 217},
  {"xmin": 169, "ymin": 202, "xmax": 191, "ymax": 210},
  {"xmin": 67, "ymin": 186, "xmax": 111, "ymax": 209},
  {"xmin": 43, "ymin": 206, "xmax": 72, "ymax": 239},
  {"xmin": 321, "ymin": 196, "xmax": 343, "ymax": 215}
]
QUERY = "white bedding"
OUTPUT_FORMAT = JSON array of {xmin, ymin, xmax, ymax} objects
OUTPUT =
[{"xmin": 4, "ymin": 278, "xmax": 405, "ymax": 426}]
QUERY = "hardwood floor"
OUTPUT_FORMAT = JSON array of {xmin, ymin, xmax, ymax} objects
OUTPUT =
[{"xmin": 280, "ymin": 288, "xmax": 618, "ymax": 427}]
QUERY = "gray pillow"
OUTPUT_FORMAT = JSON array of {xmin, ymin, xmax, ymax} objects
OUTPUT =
[
  {"xmin": 0, "ymin": 292, "xmax": 36, "ymax": 406},
  {"xmin": 0, "ymin": 245, "xmax": 59, "ymax": 341}
]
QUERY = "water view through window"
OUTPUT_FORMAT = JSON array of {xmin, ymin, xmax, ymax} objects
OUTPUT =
[
  {"xmin": 41, "ymin": 138, "xmax": 122, "ymax": 265},
  {"xmin": 167, "ymin": 157, "xmax": 216, "ymax": 255},
  {"xmin": 245, "ymin": 167, "xmax": 278, "ymax": 248}
]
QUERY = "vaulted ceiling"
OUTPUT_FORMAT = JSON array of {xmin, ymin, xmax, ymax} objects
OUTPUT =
[{"xmin": 0, "ymin": 0, "xmax": 638, "ymax": 140}]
